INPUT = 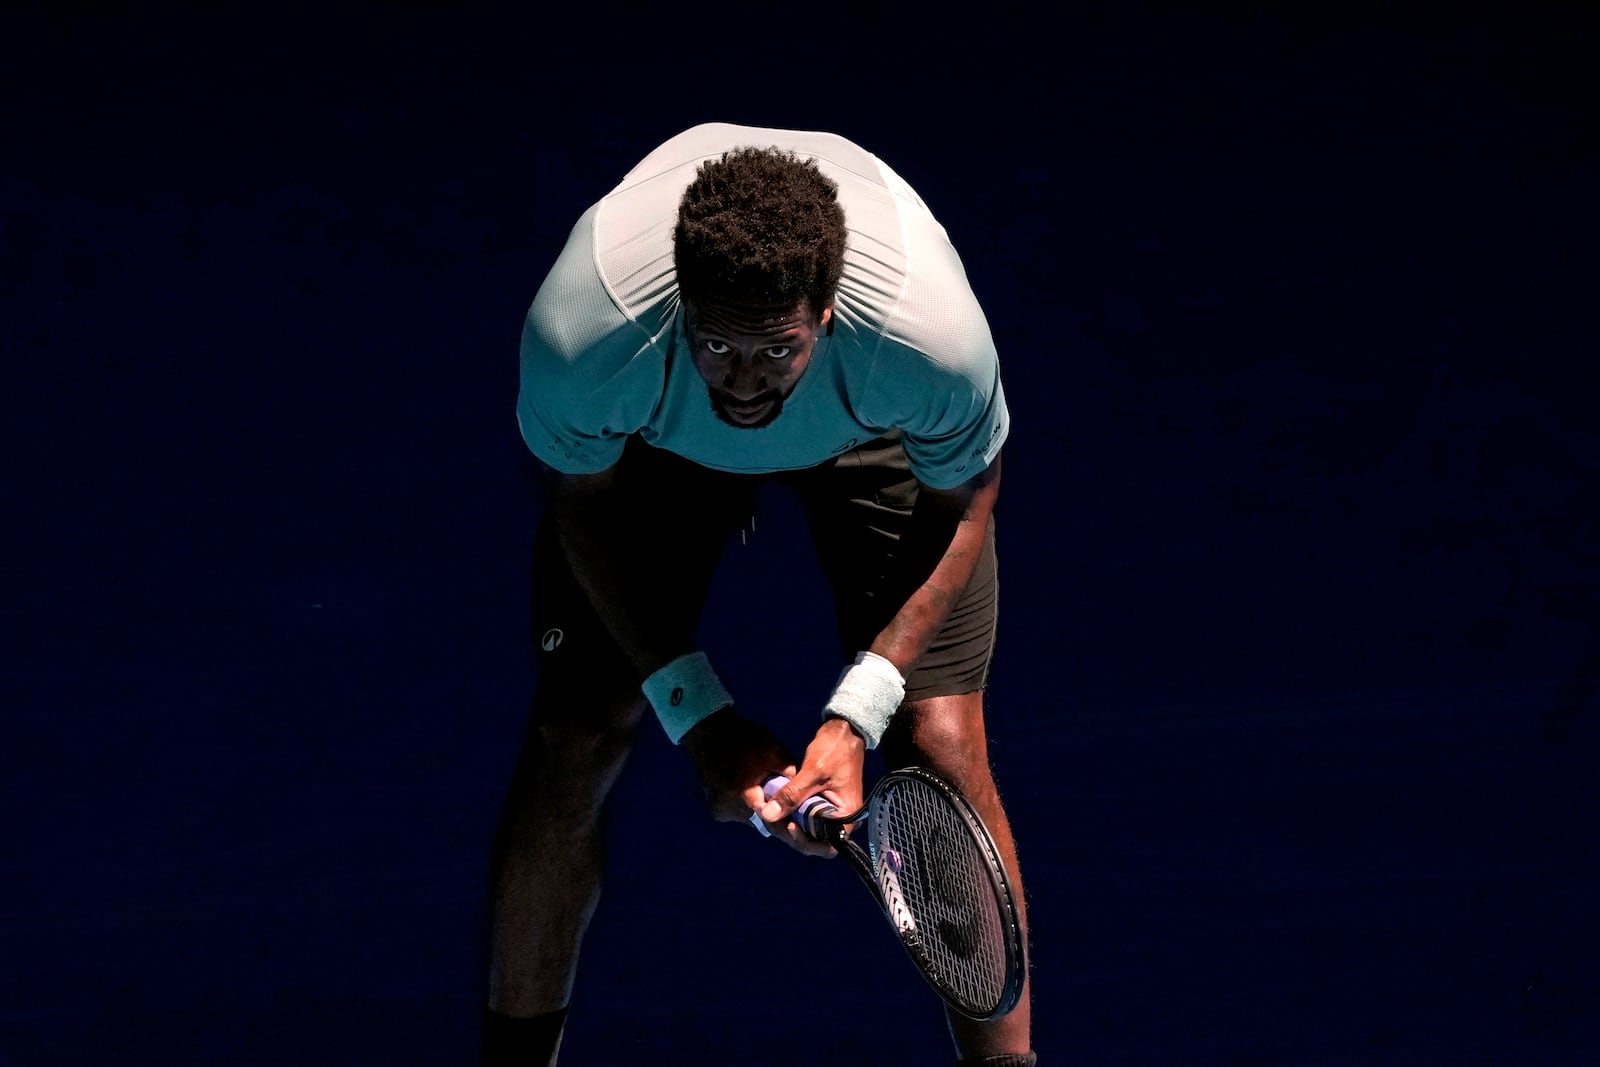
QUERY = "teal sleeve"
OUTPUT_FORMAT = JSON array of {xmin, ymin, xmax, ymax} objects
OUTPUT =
[
  {"xmin": 864, "ymin": 328, "xmax": 1010, "ymax": 490},
  {"xmin": 855, "ymin": 186, "xmax": 1011, "ymax": 490},
  {"xmin": 516, "ymin": 204, "xmax": 663, "ymax": 474},
  {"xmin": 903, "ymin": 372, "xmax": 1010, "ymax": 489}
]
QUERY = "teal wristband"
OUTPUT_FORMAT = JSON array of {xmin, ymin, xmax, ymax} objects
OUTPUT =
[{"xmin": 642, "ymin": 651, "xmax": 733, "ymax": 744}]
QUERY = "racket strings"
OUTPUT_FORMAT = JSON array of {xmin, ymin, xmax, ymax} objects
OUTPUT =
[{"xmin": 870, "ymin": 779, "xmax": 1011, "ymax": 1015}]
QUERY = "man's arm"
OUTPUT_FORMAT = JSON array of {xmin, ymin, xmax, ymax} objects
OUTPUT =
[
  {"xmin": 756, "ymin": 454, "xmax": 1002, "ymax": 833},
  {"xmin": 867, "ymin": 453, "xmax": 1003, "ymax": 678}
]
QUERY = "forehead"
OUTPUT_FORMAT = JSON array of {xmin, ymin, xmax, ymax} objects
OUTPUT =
[{"xmin": 686, "ymin": 298, "xmax": 813, "ymax": 337}]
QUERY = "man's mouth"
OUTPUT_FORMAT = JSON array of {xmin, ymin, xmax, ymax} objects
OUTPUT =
[
  {"xmin": 723, "ymin": 400, "xmax": 771, "ymax": 423},
  {"xmin": 714, "ymin": 392, "xmax": 782, "ymax": 426}
]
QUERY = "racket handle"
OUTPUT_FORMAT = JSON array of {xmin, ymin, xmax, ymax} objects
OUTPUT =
[{"xmin": 760, "ymin": 774, "xmax": 837, "ymax": 839}]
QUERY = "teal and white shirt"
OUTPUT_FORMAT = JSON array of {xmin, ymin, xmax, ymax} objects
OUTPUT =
[{"xmin": 517, "ymin": 122, "xmax": 1008, "ymax": 490}]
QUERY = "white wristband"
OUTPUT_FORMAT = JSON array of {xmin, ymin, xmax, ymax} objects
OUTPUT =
[
  {"xmin": 642, "ymin": 651, "xmax": 733, "ymax": 744},
  {"xmin": 822, "ymin": 651, "xmax": 905, "ymax": 750}
]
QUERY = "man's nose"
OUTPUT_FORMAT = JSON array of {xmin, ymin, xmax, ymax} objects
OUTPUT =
[{"xmin": 722, "ymin": 354, "xmax": 767, "ymax": 396}]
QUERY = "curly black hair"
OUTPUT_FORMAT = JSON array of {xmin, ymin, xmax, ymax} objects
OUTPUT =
[{"xmin": 673, "ymin": 146, "xmax": 847, "ymax": 315}]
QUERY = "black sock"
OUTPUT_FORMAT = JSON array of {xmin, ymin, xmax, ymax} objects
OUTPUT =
[
  {"xmin": 957, "ymin": 1054, "xmax": 1037, "ymax": 1067},
  {"xmin": 481, "ymin": 1005, "xmax": 568, "ymax": 1067}
]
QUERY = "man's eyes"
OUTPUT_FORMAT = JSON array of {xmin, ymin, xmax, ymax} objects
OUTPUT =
[{"xmin": 701, "ymin": 340, "xmax": 794, "ymax": 359}]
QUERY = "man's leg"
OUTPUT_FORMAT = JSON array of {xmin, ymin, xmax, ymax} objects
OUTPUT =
[
  {"xmin": 486, "ymin": 680, "xmax": 647, "ymax": 1018},
  {"xmin": 483, "ymin": 560, "xmax": 650, "ymax": 1067},
  {"xmin": 486, "ymin": 443, "xmax": 751, "ymax": 1064},
  {"xmin": 486, "ymin": 479, "xmax": 661, "ymax": 1035},
  {"xmin": 881, "ymin": 692, "xmax": 1034, "ymax": 1065}
]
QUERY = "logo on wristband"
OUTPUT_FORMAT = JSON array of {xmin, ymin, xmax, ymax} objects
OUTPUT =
[{"xmin": 670, "ymin": 687, "xmax": 684, "ymax": 706}]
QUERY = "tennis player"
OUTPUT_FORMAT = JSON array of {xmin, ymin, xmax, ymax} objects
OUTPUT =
[{"xmin": 486, "ymin": 122, "xmax": 1034, "ymax": 1067}]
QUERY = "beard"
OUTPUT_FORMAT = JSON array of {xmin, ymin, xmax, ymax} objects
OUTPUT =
[{"xmin": 708, "ymin": 389, "xmax": 786, "ymax": 429}]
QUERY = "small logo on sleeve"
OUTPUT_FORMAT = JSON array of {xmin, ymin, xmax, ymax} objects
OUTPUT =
[
  {"xmin": 970, "ymin": 420, "xmax": 1005, "ymax": 459},
  {"xmin": 540, "ymin": 628, "xmax": 565, "ymax": 652}
]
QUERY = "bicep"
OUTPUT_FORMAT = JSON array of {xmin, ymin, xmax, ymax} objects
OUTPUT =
[
  {"xmin": 542, "ymin": 461, "xmax": 617, "ymax": 499},
  {"xmin": 917, "ymin": 453, "xmax": 1002, "ymax": 521}
]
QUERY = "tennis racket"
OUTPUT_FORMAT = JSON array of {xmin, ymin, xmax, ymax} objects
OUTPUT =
[{"xmin": 761, "ymin": 767, "xmax": 1026, "ymax": 1020}]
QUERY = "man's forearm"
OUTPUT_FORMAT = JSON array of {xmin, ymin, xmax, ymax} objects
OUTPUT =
[{"xmin": 867, "ymin": 456, "xmax": 1001, "ymax": 677}]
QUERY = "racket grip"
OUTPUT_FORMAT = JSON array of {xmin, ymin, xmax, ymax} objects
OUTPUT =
[{"xmin": 760, "ymin": 774, "xmax": 838, "ymax": 839}]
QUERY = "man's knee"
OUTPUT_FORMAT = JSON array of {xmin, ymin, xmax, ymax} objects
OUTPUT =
[
  {"xmin": 510, "ymin": 680, "xmax": 649, "ymax": 821},
  {"xmin": 531, "ymin": 708, "xmax": 642, "ymax": 774}
]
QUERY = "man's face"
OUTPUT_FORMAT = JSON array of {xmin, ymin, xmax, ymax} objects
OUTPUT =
[{"xmin": 685, "ymin": 297, "xmax": 832, "ymax": 429}]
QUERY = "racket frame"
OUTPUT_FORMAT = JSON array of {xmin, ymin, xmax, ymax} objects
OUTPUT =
[{"xmin": 793, "ymin": 766, "xmax": 1027, "ymax": 1020}]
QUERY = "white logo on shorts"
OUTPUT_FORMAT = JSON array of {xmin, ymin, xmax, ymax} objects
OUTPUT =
[{"xmin": 540, "ymin": 628, "xmax": 564, "ymax": 652}]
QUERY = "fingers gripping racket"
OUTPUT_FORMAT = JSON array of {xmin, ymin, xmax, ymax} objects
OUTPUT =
[{"xmin": 762, "ymin": 768, "xmax": 1026, "ymax": 1020}]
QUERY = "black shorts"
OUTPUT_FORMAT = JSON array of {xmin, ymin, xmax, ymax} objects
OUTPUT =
[{"xmin": 529, "ymin": 432, "xmax": 998, "ymax": 702}]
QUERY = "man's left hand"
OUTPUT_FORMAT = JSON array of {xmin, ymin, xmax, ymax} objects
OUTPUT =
[{"xmin": 755, "ymin": 717, "xmax": 867, "ymax": 856}]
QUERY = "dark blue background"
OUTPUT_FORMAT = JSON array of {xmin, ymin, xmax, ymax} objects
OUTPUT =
[{"xmin": 4, "ymin": 4, "xmax": 1596, "ymax": 1064}]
